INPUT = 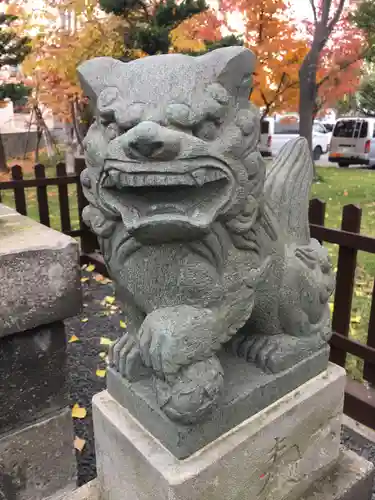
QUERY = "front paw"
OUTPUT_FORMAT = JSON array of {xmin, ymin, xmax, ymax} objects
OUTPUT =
[
  {"xmin": 138, "ymin": 306, "xmax": 219, "ymax": 377},
  {"xmin": 109, "ymin": 333, "xmax": 146, "ymax": 380}
]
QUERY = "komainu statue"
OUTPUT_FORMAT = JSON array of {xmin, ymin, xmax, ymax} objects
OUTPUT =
[{"xmin": 77, "ymin": 47, "xmax": 335, "ymax": 424}]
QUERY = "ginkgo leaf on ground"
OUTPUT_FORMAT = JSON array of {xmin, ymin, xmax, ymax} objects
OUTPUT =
[
  {"xmin": 81, "ymin": 277, "xmax": 89, "ymax": 283},
  {"xmin": 120, "ymin": 320, "xmax": 127, "ymax": 329},
  {"xmin": 100, "ymin": 337, "xmax": 114, "ymax": 346},
  {"xmin": 68, "ymin": 335, "xmax": 80, "ymax": 343},
  {"xmin": 81, "ymin": 318, "xmax": 88, "ymax": 323},
  {"xmin": 86, "ymin": 264, "xmax": 96, "ymax": 272},
  {"xmin": 99, "ymin": 351, "xmax": 106, "ymax": 359},
  {"xmin": 72, "ymin": 404, "xmax": 87, "ymax": 419},
  {"xmin": 96, "ymin": 368, "xmax": 106, "ymax": 378},
  {"xmin": 74, "ymin": 436, "xmax": 86, "ymax": 452},
  {"xmin": 94, "ymin": 274, "xmax": 112, "ymax": 284},
  {"xmin": 104, "ymin": 296, "xmax": 115, "ymax": 305}
]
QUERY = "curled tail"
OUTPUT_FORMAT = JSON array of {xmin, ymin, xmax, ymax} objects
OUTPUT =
[{"xmin": 262, "ymin": 138, "xmax": 314, "ymax": 246}]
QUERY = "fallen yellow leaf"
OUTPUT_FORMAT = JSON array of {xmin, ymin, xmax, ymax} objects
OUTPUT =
[
  {"xmin": 329, "ymin": 303, "xmax": 334, "ymax": 314},
  {"xmin": 120, "ymin": 320, "xmax": 127, "ymax": 329},
  {"xmin": 104, "ymin": 296, "xmax": 115, "ymax": 305},
  {"xmin": 81, "ymin": 318, "xmax": 88, "ymax": 323},
  {"xmin": 68, "ymin": 335, "xmax": 80, "ymax": 343},
  {"xmin": 100, "ymin": 337, "xmax": 114, "ymax": 346},
  {"xmin": 74, "ymin": 436, "xmax": 86, "ymax": 452},
  {"xmin": 96, "ymin": 368, "xmax": 106, "ymax": 378},
  {"xmin": 99, "ymin": 351, "xmax": 107, "ymax": 359},
  {"xmin": 72, "ymin": 404, "xmax": 87, "ymax": 419},
  {"xmin": 81, "ymin": 277, "xmax": 89, "ymax": 283},
  {"xmin": 86, "ymin": 264, "xmax": 96, "ymax": 272}
]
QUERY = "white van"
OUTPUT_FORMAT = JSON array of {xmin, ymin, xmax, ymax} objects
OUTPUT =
[
  {"xmin": 329, "ymin": 117, "xmax": 375, "ymax": 168},
  {"xmin": 259, "ymin": 118, "xmax": 330, "ymax": 160}
]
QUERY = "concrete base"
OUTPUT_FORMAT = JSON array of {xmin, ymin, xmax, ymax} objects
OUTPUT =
[
  {"xmin": 93, "ymin": 363, "xmax": 346, "ymax": 500},
  {"xmin": 0, "ymin": 408, "xmax": 76, "ymax": 500},
  {"xmin": 49, "ymin": 446, "xmax": 375, "ymax": 500},
  {"xmin": 107, "ymin": 345, "xmax": 330, "ymax": 458}
]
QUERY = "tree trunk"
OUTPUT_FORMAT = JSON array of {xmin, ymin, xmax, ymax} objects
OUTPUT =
[
  {"xmin": 63, "ymin": 122, "xmax": 76, "ymax": 174},
  {"xmin": 299, "ymin": 54, "xmax": 318, "ymax": 152},
  {"xmin": 0, "ymin": 132, "xmax": 8, "ymax": 173},
  {"xmin": 299, "ymin": 49, "xmax": 320, "ymax": 178}
]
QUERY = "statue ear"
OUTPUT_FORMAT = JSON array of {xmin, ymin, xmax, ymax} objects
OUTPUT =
[
  {"xmin": 200, "ymin": 47, "xmax": 256, "ymax": 103},
  {"xmin": 77, "ymin": 57, "xmax": 122, "ymax": 103}
]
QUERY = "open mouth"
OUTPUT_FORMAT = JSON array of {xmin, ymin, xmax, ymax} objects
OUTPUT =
[{"xmin": 99, "ymin": 161, "xmax": 232, "ymax": 243}]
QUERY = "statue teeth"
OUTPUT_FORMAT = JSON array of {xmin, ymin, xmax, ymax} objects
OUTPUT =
[
  {"xmin": 103, "ymin": 175, "xmax": 116, "ymax": 187},
  {"xmin": 191, "ymin": 169, "xmax": 207, "ymax": 187}
]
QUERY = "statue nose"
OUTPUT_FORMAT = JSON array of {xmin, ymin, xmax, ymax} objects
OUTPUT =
[
  {"xmin": 128, "ymin": 138, "xmax": 165, "ymax": 159},
  {"xmin": 122, "ymin": 121, "xmax": 180, "ymax": 161}
]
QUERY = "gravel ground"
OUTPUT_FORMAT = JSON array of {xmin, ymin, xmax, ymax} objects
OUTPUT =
[{"xmin": 65, "ymin": 269, "xmax": 375, "ymax": 496}]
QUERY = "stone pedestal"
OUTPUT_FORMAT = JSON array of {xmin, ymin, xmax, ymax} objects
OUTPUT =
[
  {"xmin": 0, "ymin": 204, "xmax": 81, "ymax": 499},
  {"xmin": 92, "ymin": 363, "xmax": 367, "ymax": 500}
]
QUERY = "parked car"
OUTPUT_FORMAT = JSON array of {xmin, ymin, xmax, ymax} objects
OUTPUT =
[
  {"xmin": 329, "ymin": 117, "xmax": 375, "ymax": 168},
  {"xmin": 259, "ymin": 118, "xmax": 331, "ymax": 160}
]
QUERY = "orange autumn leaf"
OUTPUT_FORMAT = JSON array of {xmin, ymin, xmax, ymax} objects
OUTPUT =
[{"xmin": 74, "ymin": 436, "xmax": 86, "ymax": 452}]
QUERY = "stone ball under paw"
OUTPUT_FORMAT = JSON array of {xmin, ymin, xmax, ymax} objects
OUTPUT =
[{"xmin": 155, "ymin": 356, "xmax": 224, "ymax": 424}]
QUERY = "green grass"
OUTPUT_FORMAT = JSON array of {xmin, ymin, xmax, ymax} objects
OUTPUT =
[
  {"xmin": 312, "ymin": 167, "xmax": 375, "ymax": 381},
  {"xmin": 1, "ymin": 164, "xmax": 375, "ymax": 381}
]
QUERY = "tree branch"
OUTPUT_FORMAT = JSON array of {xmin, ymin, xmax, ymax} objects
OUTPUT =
[
  {"xmin": 309, "ymin": 0, "xmax": 318, "ymax": 25},
  {"xmin": 321, "ymin": 0, "xmax": 333, "ymax": 26},
  {"xmin": 327, "ymin": 0, "xmax": 346, "ymax": 35},
  {"xmin": 317, "ymin": 47, "xmax": 369, "ymax": 90}
]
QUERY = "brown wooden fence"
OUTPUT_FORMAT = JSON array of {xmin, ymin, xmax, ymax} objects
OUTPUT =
[{"xmin": 1, "ymin": 161, "xmax": 375, "ymax": 429}]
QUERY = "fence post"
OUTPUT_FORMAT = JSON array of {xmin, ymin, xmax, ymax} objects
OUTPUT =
[
  {"xmin": 330, "ymin": 204, "xmax": 362, "ymax": 367},
  {"xmin": 363, "ymin": 283, "xmax": 375, "ymax": 384},
  {"xmin": 56, "ymin": 163, "xmax": 72, "ymax": 234},
  {"xmin": 11, "ymin": 165, "xmax": 27, "ymax": 216},
  {"xmin": 75, "ymin": 157, "xmax": 98, "ymax": 254},
  {"xmin": 34, "ymin": 164, "xmax": 50, "ymax": 227},
  {"xmin": 309, "ymin": 198, "xmax": 326, "ymax": 244}
]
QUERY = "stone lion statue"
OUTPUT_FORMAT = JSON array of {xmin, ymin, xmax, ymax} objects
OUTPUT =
[{"xmin": 77, "ymin": 47, "xmax": 335, "ymax": 423}]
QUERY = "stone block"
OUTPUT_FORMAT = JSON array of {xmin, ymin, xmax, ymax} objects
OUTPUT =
[
  {"xmin": 107, "ymin": 345, "xmax": 330, "ymax": 458},
  {"xmin": 0, "ymin": 321, "xmax": 68, "ymax": 435},
  {"xmin": 0, "ymin": 205, "xmax": 81, "ymax": 337},
  {"xmin": 46, "ymin": 447, "xmax": 375, "ymax": 500},
  {"xmin": 0, "ymin": 408, "xmax": 76, "ymax": 500},
  {"xmin": 302, "ymin": 448, "xmax": 374, "ymax": 500},
  {"xmin": 93, "ymin": 363, "xmax": 345, "ymax": 500}
]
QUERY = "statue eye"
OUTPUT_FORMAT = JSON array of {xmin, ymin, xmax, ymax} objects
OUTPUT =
[{"xmin": 193, "ymin": 120, "xmax": 220, "ymax": 141}]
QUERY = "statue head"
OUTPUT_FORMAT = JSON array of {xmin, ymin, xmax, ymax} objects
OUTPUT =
[{"xmin": 78, "ymin": 47, "xmax": 264, "ymax": 258}]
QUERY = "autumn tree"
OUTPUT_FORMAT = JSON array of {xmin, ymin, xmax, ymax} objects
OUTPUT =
[
  {"xmin": 357, "ymin": 76, "xmax": 375, "ymax": 116},
  {"xmin": 99, "ymin": 0, "xmax": 209, "ymax": 57},
  {"xmin": 298, "ymin": 0, "xmax": 366, "ymax": 154},
  {"xmin": 302, "ymin": 1, "xmax": 365, "ymax": 119},
  {"xmin": 23, "ymin": 0, "xmax": 125, "ymax": 171},
  {"xmin": 217, "ymin": 0, "xmax": 309, "ymax": 118},
  {"xmin": 352, "ymin": 0, "xmax": 375, "ymax": 62},
  {"xmin": 0, "ymin": 11, "xmax": 31, "ymax": 172}
]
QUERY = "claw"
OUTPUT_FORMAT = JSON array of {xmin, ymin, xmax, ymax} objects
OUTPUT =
[{"xmin": 118, "ymin": 336, "xmax": 136, "ymax": 376}]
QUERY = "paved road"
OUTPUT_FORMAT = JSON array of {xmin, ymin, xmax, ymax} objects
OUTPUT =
[{"xmin": 316, "ymin": 153, "xmax": 331, "ymax": 167}]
